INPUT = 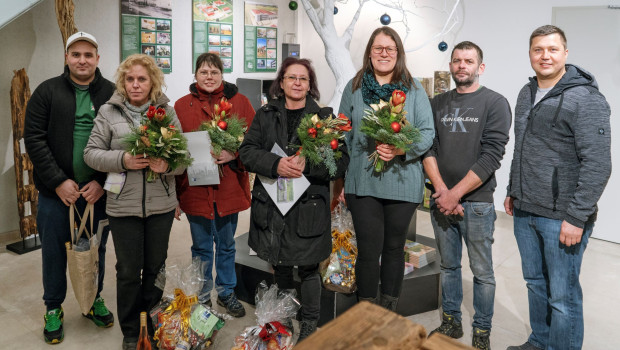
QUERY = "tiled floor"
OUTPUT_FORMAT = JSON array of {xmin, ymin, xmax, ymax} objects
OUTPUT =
[{"xmin": 0, "ymin": 209, "xmax": 618, "ymax": 349}]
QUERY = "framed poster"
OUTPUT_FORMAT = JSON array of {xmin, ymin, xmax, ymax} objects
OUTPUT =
[
  {"xmin": 244, "ymin": 2, "xmax": 278, "ymax": 73},
  {"xmin": 193, "ymin": 0, "xmax": 234, "ymax": 73},
  {"xmin": 121, "ymin": 0, "xmax": 172, "ymax": 74}
]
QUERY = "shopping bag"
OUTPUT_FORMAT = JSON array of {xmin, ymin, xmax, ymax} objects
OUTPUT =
[
  {"xmin": 66, "ymin": 203, "xmax": 99, "ymax": 315},
  {"xmin": 319, "ymin": 203, "xmax": 357, "ymax": 293}
]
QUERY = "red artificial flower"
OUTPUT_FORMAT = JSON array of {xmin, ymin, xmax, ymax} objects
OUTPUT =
[
  {"xmin": 146, "ymin": 105, "xmax": 156, "ymax": 120},
  {"xmin": 391, "ymin": 90, "xmax": 406, "ymax": 106},
  {"xmin": 308, "ymin": 127, "xmax": 317, "ymax": 138},
  {"xmin": 296, "ymin": 147, "xmax": 302, "ymax": 156},
  {"xmin": 337, "ymin": 113, "xmax": 353, "ymax": 132},
  {"xmin": 155, "ymin": 107, "xmax": 166, "ymax": 121},
  {"xmin": 219, "ymin": 98, "xmax": 233, "ymax": 114},
  {"xmin": 168, "ymin": 125, "xmax": 175, "ymax": 129},
  {"xmin": 141, "ymin": 125, "xmax": 148, "ymax": 133}
]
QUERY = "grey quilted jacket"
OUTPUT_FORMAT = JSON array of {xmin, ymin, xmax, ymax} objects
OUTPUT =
[{"xmin": 84, "ymin": 91, "xmax": 185, "ymax": 218}]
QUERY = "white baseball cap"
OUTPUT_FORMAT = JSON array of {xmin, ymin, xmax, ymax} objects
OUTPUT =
[{"xmin": 66, "ymin": 31, "xmax": 98, "ymax": 51}]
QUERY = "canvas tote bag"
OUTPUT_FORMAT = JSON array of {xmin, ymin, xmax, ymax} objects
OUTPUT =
[{"xmin": 66, "ymin": 203, "xmax": 99, "ymax": 315}]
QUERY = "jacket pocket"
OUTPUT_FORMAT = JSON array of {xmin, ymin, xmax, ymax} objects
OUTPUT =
[
  {"xmin": 251, "ymin": 187, "xmax": 271, "ymax": 229},
  {"xmin": 297, "ymin": 191, "xmax": 328, "ymax": 238}
]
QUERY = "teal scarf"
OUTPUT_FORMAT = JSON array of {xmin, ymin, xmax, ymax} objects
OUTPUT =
[{"xmin": 361, "ymin": 71, "xmax": 410, "ymax": 105}]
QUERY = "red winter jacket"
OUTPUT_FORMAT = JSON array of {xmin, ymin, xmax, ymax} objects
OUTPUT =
[{"xmin": 174, "ymin": 82, "xmax": 255, "ymax": 219}]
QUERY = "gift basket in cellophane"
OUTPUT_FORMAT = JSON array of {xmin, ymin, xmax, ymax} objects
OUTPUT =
[
  {"xmin": 319, "ymin": 203, "xmax": 357, "ymax": 293},
  {"xmin": 231, "ymin": 281, "xmax": 300, "ymax": 350},
  {"xmin": 151, "ymin": 258, "xmax": 231, "ymax": 350}
]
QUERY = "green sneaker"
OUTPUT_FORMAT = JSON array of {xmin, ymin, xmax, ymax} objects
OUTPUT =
[
  {"xmin": 83, "ymin": 297, "xmax": 114, "ymax": 328},
  {"xmin": 43, "ymin": 308, "xmax": 64, "ymax": 344}
]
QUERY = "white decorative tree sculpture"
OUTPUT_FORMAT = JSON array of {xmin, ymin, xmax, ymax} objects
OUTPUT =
[{"xmin": 299, "ymin": 0, "xmax": 461, "ymax": 111}]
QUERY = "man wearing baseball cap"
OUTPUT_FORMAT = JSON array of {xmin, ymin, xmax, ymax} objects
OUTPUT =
[{"xmin": 25, "ymin": 31, "xmax": 115, "ymax": 344}]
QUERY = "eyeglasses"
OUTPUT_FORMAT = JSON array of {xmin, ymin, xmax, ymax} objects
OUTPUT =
[
  {"xmin": 284, "ymin": 75, "xmax": 310, "ymax": 84},
  {"xmin": 197, "ymin": 70, "xmax": 221, "ymax": 77},
  {"xmin": 371, "ymin": 45, "xmax": 398, "ymax": 55}
]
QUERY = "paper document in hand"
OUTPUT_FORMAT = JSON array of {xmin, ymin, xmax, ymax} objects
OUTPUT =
[
  {"xmin": 257, "ymin": 143, "xmax": 310, "ymax": 215},
  {"xmin": 185, "ymin": 131, "xmax": 220, "ymax": 186}
]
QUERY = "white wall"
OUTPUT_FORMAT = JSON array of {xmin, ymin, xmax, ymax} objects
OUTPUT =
[
  {"xmin": 301, "ymin": 0, "xmax": 619, "ymax": 239},
  {"xmin": 0, "ymin": 0, "xmax": 296, "ymax": 234}
]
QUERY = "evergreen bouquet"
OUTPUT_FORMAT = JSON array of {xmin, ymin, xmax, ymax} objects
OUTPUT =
[
  {"xmin": 294, "ymin": 113, "xmax": 352, "ymax": 177},
  {"xmin": 125, "ymin": 105, "xmax": 192, "ymax": 182},
  {"xmin": 197, "ymin": 97, "xmax": 248, "ymax": 176},
  {"xmin": 360, "ymin": 89, "xmax": 420, "ymax": 172}
]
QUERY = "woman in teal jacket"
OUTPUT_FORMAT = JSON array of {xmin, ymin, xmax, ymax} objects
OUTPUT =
[{"xmin": 337, "ymin": 26, "xmax": 434, "ymax": 310}]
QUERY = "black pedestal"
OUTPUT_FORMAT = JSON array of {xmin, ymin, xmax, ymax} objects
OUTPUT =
[
  {"xmin": 234, "ymin": 232, "xmax": 440, "ymax": 326},
  {"xmin": 6, "ymin": 235, "xmax": 41, "ymax": 254}
]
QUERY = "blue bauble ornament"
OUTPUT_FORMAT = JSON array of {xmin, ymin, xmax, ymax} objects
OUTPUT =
[
  {"xmin": 334, "ymin": 6, "xmax": 338, "ymax": 15},
  {"xmin": 438, "ymin": 41, "xmax": 448, "ymax": 52},
  {"xmin": 380, "ymin": 13, "xmax": 391, "ymax": 25},
  {"xmin": 288, "ymin": 1, "xmax": 298, "ymax": 11}
]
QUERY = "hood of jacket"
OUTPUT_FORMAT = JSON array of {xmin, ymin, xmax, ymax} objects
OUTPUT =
[{"xmin": 528, "ymin": 64, "xmax": 599, "ymax": 101}]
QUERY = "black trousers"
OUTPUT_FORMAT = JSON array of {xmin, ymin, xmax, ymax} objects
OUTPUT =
[
  {"xmin": 345, "ymin": 194, "xmax": 418, "ymax": 298},
  {"xmin": 273, "ymin": 264, "xmax": 321, "ymax": 321},
  {"xmin": 108, "ymin": 210, "xmax": 174, "ymax": 341}
]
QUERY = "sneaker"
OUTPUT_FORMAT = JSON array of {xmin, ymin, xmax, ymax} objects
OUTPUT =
[
  {"xmin": 472, "ymin": 327, "xmax": 491, "ymax": 350},
  {"xmin": 83, "ymin": 296, "xmax": 114, "ymax": 328},
  {"xmin": 217, "ymin": 292, "xmax": 246, "ymax": 318},
  {"xmin": 43, "ymin": 308, "xmax": 64, "ymax": 344},
  {"xmin": 429, "ymin": 312, "xmax": 464, "ymax": 339},
  {"xmin": 506, "ymin": 342, "xmax": 543, "ymax": 350}
]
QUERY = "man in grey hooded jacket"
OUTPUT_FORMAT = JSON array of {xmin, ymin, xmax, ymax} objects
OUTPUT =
[{"xmin": 505, "ymin": 25, "xmax": 611, "ymax": 350}]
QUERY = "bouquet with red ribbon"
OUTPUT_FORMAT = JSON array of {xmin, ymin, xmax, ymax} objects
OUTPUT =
[
  {"xmin": 198, "ymin": 97, "xmax": 248, "ymax": 176},
  {"xmin": 125, "ymin": 105, "xmax": 192, "ymax": 182},
  {"xmin": 293, "ymin": 113, "xmax": 352, "ymax": 177},
  {"xmin": 360, "ymin": 89, "xmax": 420, "ymax": 172}
]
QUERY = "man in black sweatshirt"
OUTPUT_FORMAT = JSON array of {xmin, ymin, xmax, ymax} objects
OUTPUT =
[
  {"xmin": 505, "ymin": 25, "xmax": 611, "ymax": 350},
  {"xmin": 423, "ymin": 41, "xmax": 512, "ymax": 350}
]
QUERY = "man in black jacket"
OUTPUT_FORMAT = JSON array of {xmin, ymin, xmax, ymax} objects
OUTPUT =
[
  {"xmin": 423, "ymin": 41, "xmax": 511, "ymax": 350},
  {"xmin": 505, "ymin": 25, "xmax": 611, "ymax": 350},
  {"xmin": 24, "ymin": 32, "xmax": 115, "ymax": 344}
]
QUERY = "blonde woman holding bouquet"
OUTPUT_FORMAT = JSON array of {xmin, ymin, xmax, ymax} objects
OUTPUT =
[
  {"xmin": 84, "ymin": 54, "xmax": 185, "ymax": 350},
  {"xmin": 336, "ymin": 27, "xmax": 434, "ymax": 310},
  {"xmin": 174, "ymin": 53, "xmax": 255, "ymax": 317}
]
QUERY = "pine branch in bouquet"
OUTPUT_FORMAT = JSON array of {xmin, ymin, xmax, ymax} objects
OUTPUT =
[
  {"xmin": 294, "ymin": 113, "xmax": 351, "ymax": 177},
  {"xmin": 124, "ymin": 106, "xmax": 192, "ymax": 182},
  {"xmin": 197, "ymin": 97, "xmax": 248, "ymax": 176},
  {"xmin": 360, "ymin": 90, "xmax": 420, "ymax": 172}
]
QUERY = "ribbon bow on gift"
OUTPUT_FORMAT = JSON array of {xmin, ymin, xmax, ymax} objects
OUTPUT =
[{"xmin": 332, "ymin": 229, "xmax": 357, "ymax": 255}]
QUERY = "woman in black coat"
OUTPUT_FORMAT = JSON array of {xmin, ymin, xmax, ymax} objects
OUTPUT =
[{"xmin": 239, "ymin": 57, "xmax": 349, "ymax": 341}]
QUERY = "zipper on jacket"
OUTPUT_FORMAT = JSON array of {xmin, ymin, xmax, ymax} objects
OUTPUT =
[
  {"xmin": 160, "ymin": 174, "xmax": 171, "ymax": 196},
  {"xmin": 142, "ymin": 168, "xmax": 147, "ymax": 218},
  {"xmin": 552, "ymin": 167, "xmax": 559, "ymax": 211}
]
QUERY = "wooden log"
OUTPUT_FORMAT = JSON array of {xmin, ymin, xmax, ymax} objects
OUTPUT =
[
  {"xmin": 55, "ymin": 0, "xmax": 78, "ymax": 49},
  {"xmin": 10, "ymin": 68, "xmax": 36, "ymax": 239},
  {"xmin": 295, "ymin": 301, "xmax": 427, "ymax": 350}
]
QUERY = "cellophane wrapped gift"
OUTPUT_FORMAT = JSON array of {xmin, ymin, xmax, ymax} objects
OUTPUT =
[
  {"xmin": 319, "ymin": 203, "xmax": 357, "ymax": 293},
  {"xmin": 151, "ymin": 258, "xmax": 231, "ymax": 350},
  {"xmin": 231, "ymin": 281, "xmax": 300, "ymax": 350}
]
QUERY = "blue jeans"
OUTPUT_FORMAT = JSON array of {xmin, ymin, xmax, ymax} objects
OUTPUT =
[
  {"xmin": 430, "ymin": 201, "xmax": 496, "ymax": 331},
  {"xmin": 513, "ymin": 208, "xmax": 592, "ymax": 350},
  {"xmin": 37, "ymin": 191, "xmax": 110, "ymax": 310},
  {"xmin": 187, "ymin": 206, "xmax": 238, "ymax": 299}
]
